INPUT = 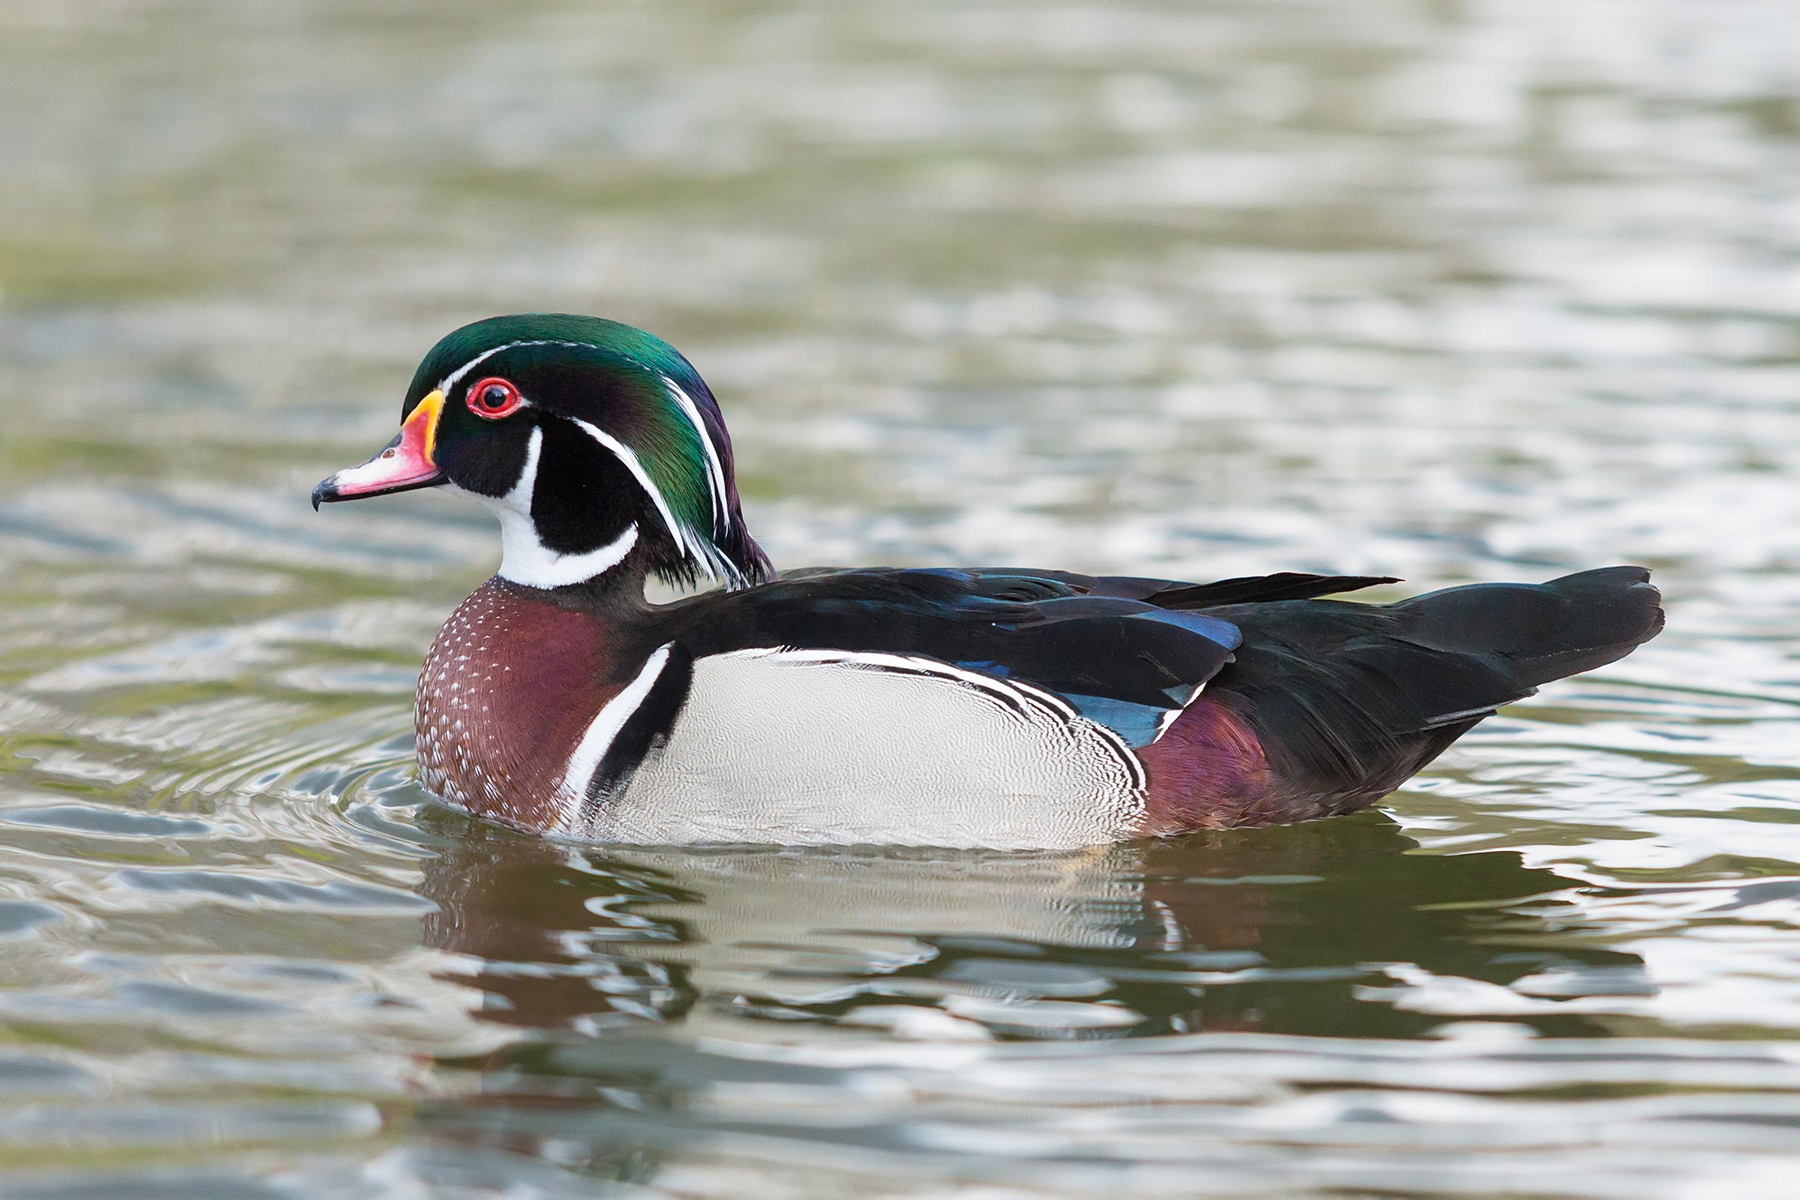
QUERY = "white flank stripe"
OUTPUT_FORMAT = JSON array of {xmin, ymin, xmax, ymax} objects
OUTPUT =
[
  {"xmin": 1151, "ymin": 680, "xmax": 1210, "ymax": 745},
  {"xmin": 556, "ymin": 643, "xmax": 673, "ymax": 832},
  {"xmin": 662, "ymin": 375, "xmax": 730, "ymax": 532},
  {"xmin": 567, "ymin": 416, "xmax": 713, "ymax": 576},
  {"xmin": 1423, "ymin": 702, "xmax": 1501, "ymax": 726},
  {"xmin": 723, "ymin": 647, "xmax": 1076, "ymax": 718}
]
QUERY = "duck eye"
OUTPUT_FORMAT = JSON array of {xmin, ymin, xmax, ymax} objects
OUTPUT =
[{"xmin": 466, "ymin": 377, "xmax": 522, "ymax": 419}]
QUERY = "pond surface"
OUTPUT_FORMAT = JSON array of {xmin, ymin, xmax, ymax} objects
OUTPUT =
[{"xmin": 5, "ymin": 0, "xmax": 1800, "ymax": 1195}]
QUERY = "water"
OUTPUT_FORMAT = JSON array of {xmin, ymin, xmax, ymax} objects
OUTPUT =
[{"xmin": 4, "ymin": 0, "xmax": 1800, "ymax": 1194}]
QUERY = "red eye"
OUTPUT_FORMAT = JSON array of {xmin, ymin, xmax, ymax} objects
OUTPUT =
[{"xmin": 466, "ymin": 377, "xmax": 523, "ymax": 419}]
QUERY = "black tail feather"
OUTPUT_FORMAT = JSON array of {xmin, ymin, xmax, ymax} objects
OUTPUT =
[
  {"xmin": 1208, "ymin": 566, "xmax": 1663, "ymax": 811},
  {"xmin": 1393, "ymin": 566, "xmax": 1665, "ymax": 689},
  {"xmin": 1152, "ymin": 572, "xmax": 1400, "ymax": 608}
]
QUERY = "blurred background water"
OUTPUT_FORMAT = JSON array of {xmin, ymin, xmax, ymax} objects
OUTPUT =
[{"xmin": 4, "ymin": 0, "xmax": 1800, "ymax": 1195}]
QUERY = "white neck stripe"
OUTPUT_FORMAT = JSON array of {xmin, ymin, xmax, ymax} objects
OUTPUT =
[
  {"xmin": 498, "ymin": 521, "xmax": 639, "ymax": 589},
  {"xmin": 662, "ymin": 375, "xmax": 730, "ymax": 532},
  {"xmin": 557, "ymin": 642, "xmax": 673, "ymax": 830},
  {"xmin": 567, "ymin": 416, "xmax": 718, "ymax": 580},
  {"xmin": 438, "ymin": 340, "xmax": 728, "ymax": 585}
]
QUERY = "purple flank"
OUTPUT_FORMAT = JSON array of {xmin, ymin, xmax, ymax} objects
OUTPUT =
[{"xmin": 1136, "ymin": 699, "xmax": 1279, "ymax": 833}]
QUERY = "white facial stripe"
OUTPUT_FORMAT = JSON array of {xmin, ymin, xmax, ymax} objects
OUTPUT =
[
  {"xmin": 567, "ymin": 416, "xmax": 719, "ymax": 579},
  {"xmin": 557, "ymin": 643, "xmax": 674, "ymax": 830},
  {"xmin": 437, "ymin": 339, "xmax": 590, "ymax": 393},
  {"xmin": 438, "ymin": 339, "xmax": 732, "ymax": 585},
  {"xmin": 466, "ymin": 426, "xmax": 642, "ymax": 588},
  {"xmin": 662, "ymin": 375, "xmax": 730, "ymax": 532}
]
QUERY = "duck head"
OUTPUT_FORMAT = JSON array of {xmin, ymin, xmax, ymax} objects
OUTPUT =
[{"xmin": 313, "ymin": 314, "xmax": 770, "ymax": 591}]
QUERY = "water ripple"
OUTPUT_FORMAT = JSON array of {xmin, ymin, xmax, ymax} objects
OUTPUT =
[{"xmin": 7, "ymin": 0, "xmax": 1800, "ymax": 1195}]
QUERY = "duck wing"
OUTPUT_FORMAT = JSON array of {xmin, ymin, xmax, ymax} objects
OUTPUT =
[{"xmin": 657, "ymin": 566, "xmax": 1259, "ymax": 747}]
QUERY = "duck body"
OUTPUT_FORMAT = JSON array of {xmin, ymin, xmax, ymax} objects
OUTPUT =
[
  {"xmin": 410, "ymin": 563, "xmax": 1661, "ymax": 849},
  {"xmin": 316, "ymin": 314, "xmax": 1663, "ymax": 849}
]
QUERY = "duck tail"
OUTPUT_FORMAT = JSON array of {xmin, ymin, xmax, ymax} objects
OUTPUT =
[
  {"xmin": 1150, "ymin": 567, "xmax": 1663, "ymax": 829},
  {"xmin": 1393, "ymin": 565, "xmax": 1664, "ymax": 690}
]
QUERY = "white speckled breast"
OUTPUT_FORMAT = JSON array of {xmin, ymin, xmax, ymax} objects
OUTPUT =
[
  {"xmin": 415, "ymin": 586, "xmax": 502, "ymax": 814},
  {"xmin": 415, "ymin": 579, "xmax": 620, "ymax": 832}
]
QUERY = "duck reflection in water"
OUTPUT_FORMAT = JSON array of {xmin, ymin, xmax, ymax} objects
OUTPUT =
[{"xmin": 415, "ymin": 810, "xmax": 1650, "ymax": 1043}]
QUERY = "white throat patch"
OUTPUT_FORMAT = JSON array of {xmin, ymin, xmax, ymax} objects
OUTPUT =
[{"xmin": 462, "ymin": 425, "xmax": 640, "ymax": 589}]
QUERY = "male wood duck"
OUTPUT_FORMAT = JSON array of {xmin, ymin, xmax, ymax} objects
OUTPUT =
[{"xmin": 314, "ymin": 314, "xmax": 1663, "ymax": 849}]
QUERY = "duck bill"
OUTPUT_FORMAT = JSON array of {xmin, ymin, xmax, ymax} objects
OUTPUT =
[{"xmin": 312, "ymin": 390, "xmax": 447, "ymax": 509}]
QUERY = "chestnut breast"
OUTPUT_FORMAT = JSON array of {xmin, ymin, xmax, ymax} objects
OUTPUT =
[{"xmin": 415, "ymin": 579, "xmax": 626, "ymax": 831}]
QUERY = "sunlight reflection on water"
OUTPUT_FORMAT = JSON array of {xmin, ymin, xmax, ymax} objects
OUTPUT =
[{"xmin": 5, "ymin": 0, "xmax": 1800, "ymax": 1195}]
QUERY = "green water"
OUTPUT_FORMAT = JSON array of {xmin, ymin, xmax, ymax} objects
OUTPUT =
[{"xmin": 5, "ymin": 1, "xmax": 1800, "ymax": 1195}]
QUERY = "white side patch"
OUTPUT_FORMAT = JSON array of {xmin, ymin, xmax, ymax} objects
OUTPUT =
[
  {"xmin": 463, "ymin": 426, "xmax": 641, "ymax": 589},
  {"xmin": 732, "ymin": 648, "xmax": 1140, "ymax": 784},
  {"xmin": 575, "ymin": 648, "xmax": 1148, "ymax": 849},
  {"xmin": 662, "ymin": 375, "xmax": 730, "ymax": 532},
  {"xmin": 554, "ymin": 643, "xmax": 673, "ymax": 832}
]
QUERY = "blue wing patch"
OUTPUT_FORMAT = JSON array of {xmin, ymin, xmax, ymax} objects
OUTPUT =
[
  {"xmin": 1060, "ymin": 693, "xmax": 1169, "ymax": 747},
  {"xmin": 949, "ymin": 601, "xmax": 1241, "ymax": 746},
  {"xmin": 1124, "ymin": 606, "xmax": 1243, "ymax": 651}
]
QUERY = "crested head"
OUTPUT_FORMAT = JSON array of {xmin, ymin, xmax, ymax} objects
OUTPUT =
[{"xmin": 318, "ymin": 314, "xmax": 770, "ymax": 593}]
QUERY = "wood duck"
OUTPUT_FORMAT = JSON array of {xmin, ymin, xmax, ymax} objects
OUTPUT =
[{"xmin": 313, "ymin": 314, "xmax": 1663, "ymax": 849}]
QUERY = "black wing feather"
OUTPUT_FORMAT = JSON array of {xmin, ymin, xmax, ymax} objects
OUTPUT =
[
  {"xmin": 653, "ymin": 567, "xmax": 1243, "ymax": 729},
  {"xmin": 1205, "ymin": 567, "xmax": 1663, "ymax": 800},
  {"xmin": 645, "ymin": 564, "xmax": 1660, "ymax": 806}
]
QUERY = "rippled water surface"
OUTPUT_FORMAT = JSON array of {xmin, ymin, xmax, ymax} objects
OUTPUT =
[{"xmin": 6, "ymin": 1, "xmax": 1800, "ymax": 1195}]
